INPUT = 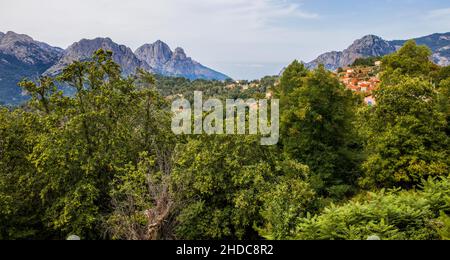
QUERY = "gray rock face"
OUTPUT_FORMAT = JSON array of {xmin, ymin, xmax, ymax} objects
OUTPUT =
[
  {"xmin": 45, "ymin": 37, "xmax": 152, "ymax": 76},
  {"xmin": 135, "ymin": 40, "xmax": 173, "ymax": 72},
  {"xmin": 306, "ymin": 33, "xmax": 450, "ymax": 70},
  {"xmin": 46, "ymin": 38, "xmax": 230, "ymax": 80},
  {"xmin": 0, "ymin": 32, "xmax": 5, "ymax": 41},
  {"xmin": 0, "ymin": 31, "xmax": 63, "ymax": 66},
  {"xmin": 135, "ymin": 41, "xmax": 230, "ymax": 80},
  {"xmin": 306, "ymin": 51, "xmax": 343, "ymax": 70},
  {"xmin": 340, "ymin": 35, "xmax": 396, "ymax": 66},
  {"xmin": 306, "ymin": 35, "xmax": 396, "ymax": 70}
]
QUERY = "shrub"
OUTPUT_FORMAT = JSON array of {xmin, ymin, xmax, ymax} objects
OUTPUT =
[{"xmin": 293, "ymin": 177, "xmax": 450, "ymax": 240}]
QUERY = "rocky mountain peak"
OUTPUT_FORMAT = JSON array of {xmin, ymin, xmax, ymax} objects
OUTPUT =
[
  {"xmin": 356, "ymin": 34, "xmax": 383, "ymax": 42},
  {"xmin": 153, "ymin": 40, "xmax": 171, "ymax": 51},
  {"xmin": 134, "ymin": 40, "xmax": 173, "ymax": 70},
  {"xmin": 173, "ymin": 47, "xmax": 187, "ymax": 60},
  {"xmin": 135, "ymin": 41, "xmax": 229, "ymax": 80},
  {"xmin": 1, "ymin": 31, "xmax": 230, "ymax": 105},
  {"xmin": 0, "ymin": 31, "xmax": 63, "ymax": 65},
  {"xmin": 306, "ymin": 34, "xmax": 397, "ymax": 70},
  {"xmin": 345, "ymin": 34, "xmax": 396, "ymax": 57},
  {"xmin": 45, "ymin": 37, "xmax": 152, "ymax": 76},
  {"xmin": 2, "ymin": 31, "xmax": 35, "ymax": 44}
]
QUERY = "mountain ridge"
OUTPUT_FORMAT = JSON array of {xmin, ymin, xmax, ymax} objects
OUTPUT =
[
  {"xmin": 44, "ymin": 37, "xmax": 153, "ymax": 76},
  {"xmin": 0, "ymin": 31, "xmax": 63, "ymax": 65},
  {"xmin": 0, "ymin": 31, "xmax": 231, "ymax": 104},
  {"xmin": 43, "ymin": 36, "xmax": 230, "ymax": 80},
  {"xmin": 306, "ymin": 32, "xmax": 450, "ymax": 70}
]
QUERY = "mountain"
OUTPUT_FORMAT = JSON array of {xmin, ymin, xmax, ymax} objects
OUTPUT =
[
  {"xmin": 0, "ymin": 31, "xmax": 63, "ymax": 104},
  {"xmin": 135, "ymin": 41, "xmax": 230, "ymax": 80},
  {"xmin": 134, "ymin": 40, "xmax": 173, "ymax": 72},
  {"xmin": 45, "ymin": 37, "xmax": 152, "ymax": 76},
  {"xmin": 391, "ymin": 33, "xmax": 450, "ymax": 66},
  {"xmin": 0, "ymin": 31, "xmax": 63, "ymax": 65},
  {"xmin": 306, "ymin": 33, "xmax": 450, "ymax": 70},
  {"xmin": 46, "ymin": 38, "xmax": 230, "ymax": 80},
  {"xmin": 0, "ymin": 32, "xmax": 230, "ymax": 105}
]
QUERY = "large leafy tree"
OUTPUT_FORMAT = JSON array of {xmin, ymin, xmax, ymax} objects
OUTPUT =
[
  {"xmin": 437, "ymin": 76, "xmax": 450, "ymax": 136},
  {"xmin": 171, "ymin": 134, "xmax": 314, "ymax": 240},
  {"xmin": 361, "ymin": 43, "xmax": 449, "ymax": 189},
  {"xmin": 381, "ymin": 40, "xmax": 437, "ymax": 83},
  {"xmin": 0, "ymin": 109, "xmax": 47, "ymax": 239},
  {"xmin": 279, "ymin": 62, "xmax": 362, "ymax": 199},
  {"xmin": 0, "ymin": 50, "xmax": 174, "ymax": 239}
]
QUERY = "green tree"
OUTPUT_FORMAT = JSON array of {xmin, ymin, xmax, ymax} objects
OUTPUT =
[
  {"xmin": 351, "ymin": 56, "xmax": 382, "ymax": 67},
  {"xmin": 171, "ymin": 135, "xmax": 275, "ymax": 239},
  {"xmin": 433, "ymin": 65, "xmax": 450, "ymax": 85},
  {"xmin": 0, "ymin": 109, "xmax": 48, "ymax": 239},
  {"xmin": 362, "ymin": 78, "xmax": 448, "ymax": 189},
  {"xmin": 279, "ymin": 63, "xmax": 363, "ymax": 199},
  {"xmin": 278, "ymin": 60, "xmax": 308, "ymax": 97},
  {"xmin": 258, "ymin": 160, "xmax": 315, "ymax": 240},
  {"xmin": 106, "ymin": 151, "xmax": 176, "ymax": 240},
  {"xmin": 438, "ymin": 78, "xmax": 450, "ymax": 136},
  {"xmin": 381, "ymin": 40, "xmax": 435, "ymax": 83},
  {"xmin": 361, "ymin": 44, "xmax": 449, "ymax": 189},
  {"xmin": 4, "ymin": 50, "xmax": 174, "ymax": 239},
  {"xmin": 171, "ymin": 134, "xmax": 314, "ymax": 240}
]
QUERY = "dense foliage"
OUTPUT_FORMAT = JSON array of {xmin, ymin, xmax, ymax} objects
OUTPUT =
[
  {"xmin": 351, "ymin": 56, "xmax": 382, "ymax": 67},
  {"xmin": 295, "ymin": 177, "xmax": 450, "ymax": 240},
  {"xmin": 0, "ymin": 41, "xmax": 449, "ymax": 240},
  {"xmin": 278, "ymin": 62, "xmax": 362, "ymax": 199}
]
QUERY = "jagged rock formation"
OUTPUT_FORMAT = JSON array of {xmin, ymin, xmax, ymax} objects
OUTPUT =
[
  {"xmin": 135, "ymin": 41, "xmax": 230, "ymax": 80},
  {"xmin": 306, "ymin": 35, "xmax": 397, "ymax": 70},
  {"xmin": 134, "ymin": 40, "xmax": 172, "ymax": 72},
  {"xmin": 0, "ymin": 31, "xmax": 63, "ymax": 65},
  {"xmin": 0, "ymin": 32, "xmax": 231, "ymax": 105},
  {"xmin": 45, "ymin": 37, "xmax": 152, "ymax": 76}
]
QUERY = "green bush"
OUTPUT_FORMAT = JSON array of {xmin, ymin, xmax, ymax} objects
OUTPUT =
[{"xmin": 293, "ymin": 177, "xmax": 450, "ymax": 240}]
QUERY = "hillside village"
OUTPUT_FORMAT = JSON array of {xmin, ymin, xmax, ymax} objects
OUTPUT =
[
  {"xmin": 223, "ymin": 63, "xmax": 383, "ymax": 106},
  {"xmin": 337, "ymin": 61, "xmax": 382, "ymax": 105}
]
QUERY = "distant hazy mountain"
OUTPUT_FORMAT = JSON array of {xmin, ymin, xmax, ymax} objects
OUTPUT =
[
  {"xmin": 306, "ymin": 32, "xmax": 450, "ymax": 70},
  {"xmin": 135, "ymin": 40, "xmax": 230, "ymax": 80},
  {"xmin": 0, "ymin": 31, "xmax": 230, "ymax": 105},
  {"xmin": 0, "ymin": 31, "xmax": 63, "ymax": 104}
]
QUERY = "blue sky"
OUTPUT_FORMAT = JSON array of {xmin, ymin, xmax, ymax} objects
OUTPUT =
[{"xmin": 1, "ymin": 0, "xmax": 450, "ymax": 79}]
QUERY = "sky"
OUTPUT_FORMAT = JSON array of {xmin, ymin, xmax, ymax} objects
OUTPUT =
[{"xmin": 1, "ymin": 0, "xmax": 450, "ymax": 79}]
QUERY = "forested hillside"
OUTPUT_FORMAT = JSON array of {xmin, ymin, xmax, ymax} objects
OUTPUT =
[{"xmin": 1, "ymin": 42, "xmax": 449, "ymax": 240}]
